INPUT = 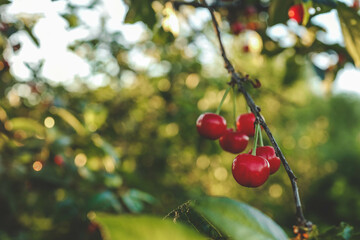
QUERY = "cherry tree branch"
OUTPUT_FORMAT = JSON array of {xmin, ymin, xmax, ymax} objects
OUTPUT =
[
  {"xmin": 172, "ymin": 0, "xmax": 241, "ymax": 10},
  {"xmin": 173, "ymin": 1, "xmax": 312, "ymax": 229}
]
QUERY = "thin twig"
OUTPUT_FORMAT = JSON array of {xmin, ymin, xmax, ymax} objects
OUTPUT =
[
  {"xmin": 173, "ymin": 0, "xmax": 312, "ymax": 229},
  {"xmin": 172, "ymin": 0, "xmax": 242, "ymax": 10}
]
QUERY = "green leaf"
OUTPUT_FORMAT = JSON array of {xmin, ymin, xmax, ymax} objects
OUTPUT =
[
  {"xmin": 91, "ymin": 134, "xmax": 120, "ymax": 163},
  {"xmin": 268, "ymin": 0, "xmax": 294, "ymax": 26},
  {"xmin": 9, "ymin": 117, "xmax": 45, "ymax": 138},
  {"xmin": 121, "ymin": 189, "xmax": 156, "ymax": 213},
  {"xmin": 191, "ymin": 196, "xmax": 288, "ymax": 240},
  {"xmin": 337, "ymin": 2, "xmax": 360, "ymax": 67},
  {"xmin": 95, "ymin": 214, "xmax": 207, "ymax": 240},
  {"xmin": 0, "ymin": 0, "xmax": 10, "ymax": 5},
  {"xmin": 302, "ymin": 2, "xmax": 311, "ymax": 26},
  {"xmin": 51, "ymin": 107, "xmax": 87, "ymax": 136},
  {"xmin": 84, "ymin": 104, "xmax": 108, "ymax": 131},
  {"xmin": 312, "ymin": 0, "xmax": 336, "ymax": 8},
  {"xmin": 124, "ymin": 0, "xmax": 156, "ymax": 29},
  {"xmin": 61, "ymin": 14, "xmax": 78, "ymax": 28},
  {"xmin": 165, "ymin": 201, "xmax": 224, "ymax": 239},
  {"xmin": 283, "ymin": 55, "xmax": 303, "ymax": 86},
  {"xmin": 88, "ymin": 191, "xmax": 122, "ymax": 212},
  {"xmin": 316, "ymin": 222, "xmax": 359, "ymax": 240}
]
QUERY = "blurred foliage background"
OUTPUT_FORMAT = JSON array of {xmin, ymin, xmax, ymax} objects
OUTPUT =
[{"xmin": 0, "ymin": 0, "xmax": 360, "ymax": 239}]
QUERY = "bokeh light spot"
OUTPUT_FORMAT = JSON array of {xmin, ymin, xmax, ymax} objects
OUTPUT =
[
  {"xmin": 165, "ymin": 123, "xmax": 179, "ymax": 137},
  {"xmin": 269, "ymin": 184, "xmax": 283, "ymax": 198},
  {"xmin": 87, "ymin": 211, "xmax": 96, "ymax": 221},
  {"xmin": 283, "ymin": 136, "xmax": 296, "ymax": 150},
  {"xmin": 74, "ymin": 153, "xmax": 87, "ymax": 167},
  {"xmin": 103, "ymin": 156, "xmax": 115, "ymax": 173},
  {"xmin": 214, "ymin": 167, "xmax": 228, "ymax": 181},
  {"xmin": 33, "ymin": 161, "xmax": 43, "ymax": 171},
  {"xmin": 298, "ymin": 136, "xmax": 312, "ymax": 149},
  {"xmin": 196, "ymin": 155, "xmax": 210, "ymax": 169},
  {"xmin": 55, "ymin": 189, "xmax": 65, "ymax": 201},
  {"xmin": 157, "ymin": 78, "xmax": 171, "ymax": 92},
  {"xmin": 44, "ymin": 116, "xmax": 55, "ymax": 128},
  {"xmin": 185, "ymin": 73, "xmax": 200, "ymax": 89}
]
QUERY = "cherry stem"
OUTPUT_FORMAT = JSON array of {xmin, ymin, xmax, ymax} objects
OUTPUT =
[
  {"xmin": 258, "ymin": 124, "xmax": 264, "ymax": 147},
  {"xmin": 251, "ymin": 122, "xmax": 260, "ymax": 156},
  {"xmin": 215, "ymin": 86, "xmax": 231, "ymax": 115},
  {"xmin": 232, "ymin": 87, "xmax": 237, "ymax": 130}
]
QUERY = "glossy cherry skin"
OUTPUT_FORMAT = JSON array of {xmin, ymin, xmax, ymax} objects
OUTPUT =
[
  {"xmin": 219, "ymin": 128, "xmax": 249, "ymax": 154},
  {"xmin": 232, "ymin": 153, "xmax": 270, "ymax": 187},
  {"xmin": 231, "ymin": 22, "xmax": 245, "ymax": 35},
  {"xmin": 236, "ymin": 113, "xmax": 256, "ymax": 137},
  {"xmin": 248, "ymin": 146, "xmax": 281, "ymax": 174},
  {"xmin": 196, "ymin": 113, "xmax": 227, "ymax": 140},
  {"xmin": 288, "ymin": 4, "xmax": 304, "ymax": 24}
]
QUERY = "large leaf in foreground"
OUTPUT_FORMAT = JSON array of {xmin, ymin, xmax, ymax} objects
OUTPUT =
[
  {"xmin": 96, "ymin": 214, "xmax": 207, "ymax": 240},
  {"xmin": 191, "ymin": 196, "xmax": 288, "ymax": 240}
]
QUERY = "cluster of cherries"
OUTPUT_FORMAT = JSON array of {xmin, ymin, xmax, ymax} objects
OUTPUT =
[{"xmin": 196, "ymin": 112, "xmax": 281, "ymax": 188}]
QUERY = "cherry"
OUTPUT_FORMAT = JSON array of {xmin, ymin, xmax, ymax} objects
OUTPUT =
[
  {"xmin": 245, "ymin": 6, "xmax": 257, "ymax": 16},
  {"xmin": 338, "ymin": 53, "xmax": 346, "ymax": 65},
  {"xmin": 232, "ymin": 153, "xmax": 270, "ymax": 187},
  {"xmin": 352, "ymin": 0, "xmax": 359, "ymax": 9},
  {"xmin": 248, "ymin": 146, "xmax": 281, "ymax": 174},
  {"xmin": 236, "ymin": 113, "xmax": 256, "ymax": 137},
  {"xmin": 288, "ymin": 4, "xmax": 304, "ymax": 24},
  {"xmin": 0, "ymin": 60, "xmax": 9, "ymax": 72},
  {"xmin": 196, "ymin": 113, "xmax": 227, "ymax": 140},
  {"xmin": 219, "ymin": 128, "xmax": 249, "ymax": 154},
  {"xmin": 242, "ymin": 45, "xmax": 250, "ymax": 53},
  {"xmin": 246, "ymin": 22, "xmax": 258, "ymax": 31},
  {"xmin": 88, "ymin": 222, "xmax": 100, "ymax": 233},
  {"xmin": 231, "ymin": 22, "xmax": 245, "ymax": 35},
  {"xmin": 54, "ymin": 155, "xmax": 64, "ymax": 166}
]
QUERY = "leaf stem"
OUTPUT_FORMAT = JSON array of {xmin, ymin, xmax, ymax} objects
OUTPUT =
[{"xmin": 232, "ymin": 87, "xmax": 237, "ymax": 130}]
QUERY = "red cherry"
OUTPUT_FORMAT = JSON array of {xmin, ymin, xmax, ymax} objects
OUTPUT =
[
  {"xmin": 338, "ymin": 53, "xmax": 346, "ymax": 65},
  {"xmin": 196, "ymin": 113, "xmax": 227, "ymax": 140},
  {"xmin": 232, "ymin": 153, "xmax": 270, "ymax": 187},
  {"xmin": 88, "ymin": 222, "xmax": 100, "ymax": 233},
  {"xmin": 242, "ymin": 45, "xmax": 250, "ymax": 53},
  {"xmin": 288, "ymin": 4, "xmax": 304, "ymax": 24},
  {"xmin": 245, "ymin": 6, "xmax": 257, "ymax": 16},
  {"xmin": 54, "ymin": 155, "xmax": 64, "ymax": 166},
  {"xmin": 0, "ymin": 60, "xmax": 9, "ymax": 72},
  {"xmin": 236, "ymin": 113, "xmax": 256, "ymax": 137},
  {"xmin": 231, "ymin": 22, "xmax": 245, "ymax": 35},
  {"xmin": 246, "ymin": 22, "xmax": 258, "ymax": 31},
  {"xmin": 352, "ymin": 0, "xmax": 359, "ymax": 9},
  {"xmin": 219, "ymin": 128, "xmax": 249, "ymax": 154},
  {"xmin": 248, "ymin": 146, "xmax": 281, "ymax": 174}
]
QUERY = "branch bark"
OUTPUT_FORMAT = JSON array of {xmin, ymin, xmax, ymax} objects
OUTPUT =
[{"xmin": 173, "ymin": 0, "xmax": 312, "ymax": 230}]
